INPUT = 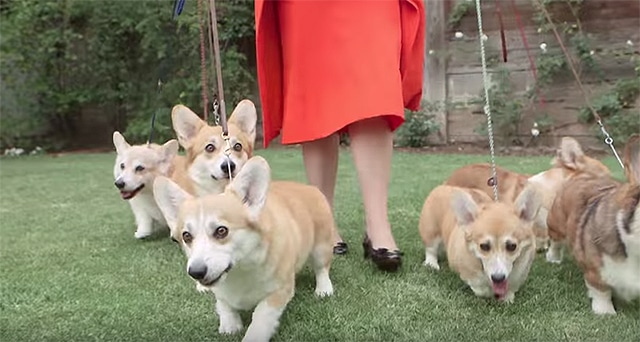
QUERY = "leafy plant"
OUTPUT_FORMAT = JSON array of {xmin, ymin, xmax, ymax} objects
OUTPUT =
[
  {"xmin": 448, "ymin": 0, "xmax": 475, "ymax": 30},
  {"xmin": 474, "ymin": 67, "xmax": 525, "ymax": 145},
  {"xmin": 394, "ymin": 102, "xmax": 442, "ymax": 148},
  {"xmin": 578, "ymin": 78, "xmax": 640, "ymax": 146},
  {"xmin": 0, "ymin": 0, "xmax": 256, "ymax": 150}
]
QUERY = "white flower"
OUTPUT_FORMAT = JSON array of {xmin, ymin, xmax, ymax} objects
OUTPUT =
[
  {"xmin": 590, "ymin": 50, "xmax": 595, "ymax": 56},
  {"xmin": 627, "ymin": 40, "xmax": 634, "ymax": 46},
  {"xmin": 455, "ymin": 31, "xmax": 464, "ymax": 39},
  {"xmin": 540, "ymin": 43, "xmax": 547, "ymax": 52},
  {"xmin": 531, "ymin": 122, "xmax": 540, "ymax": 137},
  {"xmin": 537, "ymin": 28, "xmax": 542, "ymax": 33}
]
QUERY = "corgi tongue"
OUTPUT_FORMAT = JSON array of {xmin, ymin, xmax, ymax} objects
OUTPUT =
[
  {"xmin": 120, "ymin": 191, "xmax": 135, "ymax": 200},
  {"xmin": 492, "ymin": 281, "xmax": 509, "ymax": 299}
]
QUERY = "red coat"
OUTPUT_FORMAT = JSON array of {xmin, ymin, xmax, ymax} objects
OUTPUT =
[{"xmin": 255, "ymin": 0, "xmax": 425, "ymax": 147}]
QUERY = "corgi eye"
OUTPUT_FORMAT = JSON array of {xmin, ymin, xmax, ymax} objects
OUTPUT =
[
  {"xmin": 479, "ymin": 242, "xmax": 491, "ymax": 252},
  {"xmin": 214, "ymin": 226, "xmax": 228, "ymax": 239},
  {"xmin": 506, "ymin": 241, "xmax": 517, "ymax": 252},
  {"xmin": 205, "ymin": 143, "xmax": 215, "ymax": 153},
  {"xmin": 182, "ymin": 231, "xmax": 193, "ymax": 243},
  {"xmin": 233, "ymin": 142, "xmax": 242, "ymax": 152},
  {"xmin": 135, "ymin": 165, "xmax": 145, "ymax": 172},
  {"xmin": 120, "ymin": 163, "xmax": 125, "ymax": 170}
]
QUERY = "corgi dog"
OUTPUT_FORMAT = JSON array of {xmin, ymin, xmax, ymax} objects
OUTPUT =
[
  {"xmin": 445, "ymin": 137, "xmax": 610, "ymax": 250},
  {"xmin": 546, "ymin": 134, "xmax": 640, "ymax": 315},
  {"xmin": 153, "ymin": 156, "xmax": 335, "ymax": 342},
  {"xmin": 419, "ymin": 184, "xmax": 541, "ymax": 303},
  {"xmin": 171, "ymin": 99, "xmax": 256, "ymax": 197},
  {"xmin": 112, "ymin": 131, "xmax": 190, "ymax": 239}
]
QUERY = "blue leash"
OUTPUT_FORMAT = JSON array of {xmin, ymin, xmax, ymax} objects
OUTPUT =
[{"xmin": 172, "ymin": 0, "xmax": 186, "ymax": 20}]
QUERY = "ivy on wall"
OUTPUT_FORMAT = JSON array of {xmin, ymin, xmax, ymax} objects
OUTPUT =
[{"xmin": 446, "ymin": 0, "xmax": 639, "ymax": 146}]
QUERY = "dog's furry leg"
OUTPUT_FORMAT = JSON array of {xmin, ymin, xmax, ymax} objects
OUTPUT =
[
  {"xmin": 545, "ymin": 240, "xmax": 564, "ymax": 263},
  {"xmin": 423, "ymin": 238, "xmax": 441, "ymax": 270},
  {"xmin": 311, "ymin": 243, "xmax": 334, "ymax": 297},
  {"xmin": 466, "ymin": 277, "xmax": 493, "ymax": 298},
  {"xmin": 585, "ymin": 278, "xmax": 616, "ymax": 315},
  {"xmin": 502, "ymin": 291, "xmax": 515, "ymax": 304},
  {"xmin": 131, "ymin": 201, "xmax": 154, "ymax": 239},
  {"xmin": 242, "ymin": 285, "xmax": 293, "ymax": 342},
  {"xmin": 216, "ymin": 298, "xmax": 244, "ymax": 335}
]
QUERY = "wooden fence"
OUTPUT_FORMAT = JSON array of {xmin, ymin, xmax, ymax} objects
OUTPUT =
[{"xmin": 423, "ymin": 0, "xmax": 640, "ymax": 149}]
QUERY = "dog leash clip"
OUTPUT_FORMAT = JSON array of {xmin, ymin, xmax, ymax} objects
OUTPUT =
[{"xmin": 222, "ymin": 133, "xmax": 233, "ymax": 181}]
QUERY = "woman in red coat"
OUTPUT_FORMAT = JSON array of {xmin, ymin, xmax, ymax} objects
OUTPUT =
[{"xmin": 255, "ymin": 0, "xmax": 425, "ymax": 272}]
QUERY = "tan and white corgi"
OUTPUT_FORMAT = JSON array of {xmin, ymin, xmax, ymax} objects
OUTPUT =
[
  {"xmin": 171, "ymin": 100, "xmax": 256, "ymax": 197},
  {"xmin": 546, "ymin": 134, "xmax": 640, "ymax": 315},
  {"xmin": 153, "ymin": 156, "xmax": 335, "ymax": 342},
  {"xmin": 445, "ymin": 137, "xmax": 610, "ymax": 250},
  {"xmin": 112, "ymin": 131, "xmax": 188, "ymax": 239},
  {"xmin": 419, "ymin": 184, "xmax": 541, "ymax": 303}
]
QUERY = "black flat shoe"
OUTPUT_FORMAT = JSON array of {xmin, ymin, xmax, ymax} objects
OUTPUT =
[
  {"xmin": 362, "ymin": 235, "xmax": 403, "ymax": 272},
  {"xmin": 333, "ymin": 242, "xmax": 348, "ymax": 255}
]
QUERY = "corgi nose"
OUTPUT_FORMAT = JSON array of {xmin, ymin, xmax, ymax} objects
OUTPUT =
[
  {"xmin": 220, "ymin": 160, "xmax": 236, "ymax": 174},
  {"xmin": 491, "ymin": 273, "xmax": 506, "ymax": 283},
  {"xmin": 114, "ymin": 180, "xmax": 125, "ymax": 189},
  {"xmin": 188, "ymin": 264, "xmax": 208, "ymax": 280}
]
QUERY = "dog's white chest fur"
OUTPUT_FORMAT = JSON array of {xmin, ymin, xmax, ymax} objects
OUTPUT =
[
  {"xmin": 129, "ymin": 193, "xmax": 166, "ymax": 224},
  {"xmin": 600, "ymin": 254, "xmax": 640, "ymax": 301},
  {"xmin": 213, "ymin": 263, "xmax": 277, "ymax": 311}
]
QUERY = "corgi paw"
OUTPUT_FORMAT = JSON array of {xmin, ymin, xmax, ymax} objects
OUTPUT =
[
  {"xmin": 218, "ymin": 320, "xmax": 244, "ymax": 335},
  {"xmin": 314, "ymin": 268, "xmax": 333, "ymax": 297},
  {"xmin": 134, "ymin": 230, "xmax": 153, "ymax": 239},
  {"xmin": 423, "ymin": 256, "xmax": 440, "ymax": 270},
  {"xmin": 591, "ymin": 300, "xmax": 616, "ymax": 315},
  {"xmin": 196, "ymin": 283, "xmax": 210, "ymax": 293},
  {"xmin": 314, "ymin": 282, "xmax": 334, "ymax": 297},
  {"xmin": 315, "ymin": 288, "xmax": 333, "ymax": 297},
  {"xmin": 545, "ymin": 249, "xmax": 562, "ymax": 264},
  {"xmin": 502, "ymin": 292, "xmax": 515, "ymax": 304}
]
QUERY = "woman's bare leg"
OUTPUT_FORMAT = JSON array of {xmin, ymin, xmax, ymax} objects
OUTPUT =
[
  {"xmin": 302, "ymin": 133, "xmax": 344, "ymax": 244},
  {"xmin": 348, "ymin": 117, "xmax": 397, "ymax": 251}
]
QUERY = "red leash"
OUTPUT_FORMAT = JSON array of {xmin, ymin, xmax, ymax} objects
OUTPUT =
[
  {"xmin": 495, "ymin": 0, "xmax": 508, "ymax": 62},
  {"xmin": 509, "ymin": 0, "xmax": 546, "ymax": 108}
]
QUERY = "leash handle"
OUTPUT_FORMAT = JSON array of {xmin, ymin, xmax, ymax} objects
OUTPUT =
[{"xmin": 207, "ymin": 0, "xmax": 228, "ymax": 136}]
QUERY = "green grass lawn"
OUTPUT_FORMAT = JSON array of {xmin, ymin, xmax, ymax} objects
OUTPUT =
[{"xmin": 1, "ymin": 148, "xmax": 638, "ymax": 342}]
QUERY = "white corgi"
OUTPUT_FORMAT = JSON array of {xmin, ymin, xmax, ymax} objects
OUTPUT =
[
  {"xmin": 112, "ymin": 131, "xmax": 186, "ymax": 239},
  {"xmin": 153, "ymin": 156, "xmax": 335, "ymax": 342}
]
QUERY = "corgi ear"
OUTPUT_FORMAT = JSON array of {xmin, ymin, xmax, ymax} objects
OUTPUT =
[
  {"xmin": 555, "ymin": 137, "xmax": 585, "ymax": 170},
  {"xmin": 228, "ymin": 99, "xmax": 257, "ymax": 143},
  {"xmin": 451, "ymin": 189, "xmax": 480, "ymax": 227},
  {"xmin": 113, "ymin": 131, "xmax": 130, "ymax": 154},
  {"xmin": 623, "ymin": 134, "xmax": 640, "ymax": 184},
  {"xmin": 514, "ymin": 184, "xmax": 542, "ymax": 223},
  {"xmin": 226, "ymin": 156, "xmax": 270, "ymax": 221},
  {"xmin": 171, "ymin": 105, "xmax": 206, "ymax": 148},
  {"xmin": 153, "ymin": 176, "xmax": 194, "ymax": 234},
  {"xmin": 161, "ymin": 139, "xmax": 179, "ymax": 161},
  {"xmin": 156, "ymin": 140, "xmax": 180, "ymax": 175}
]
